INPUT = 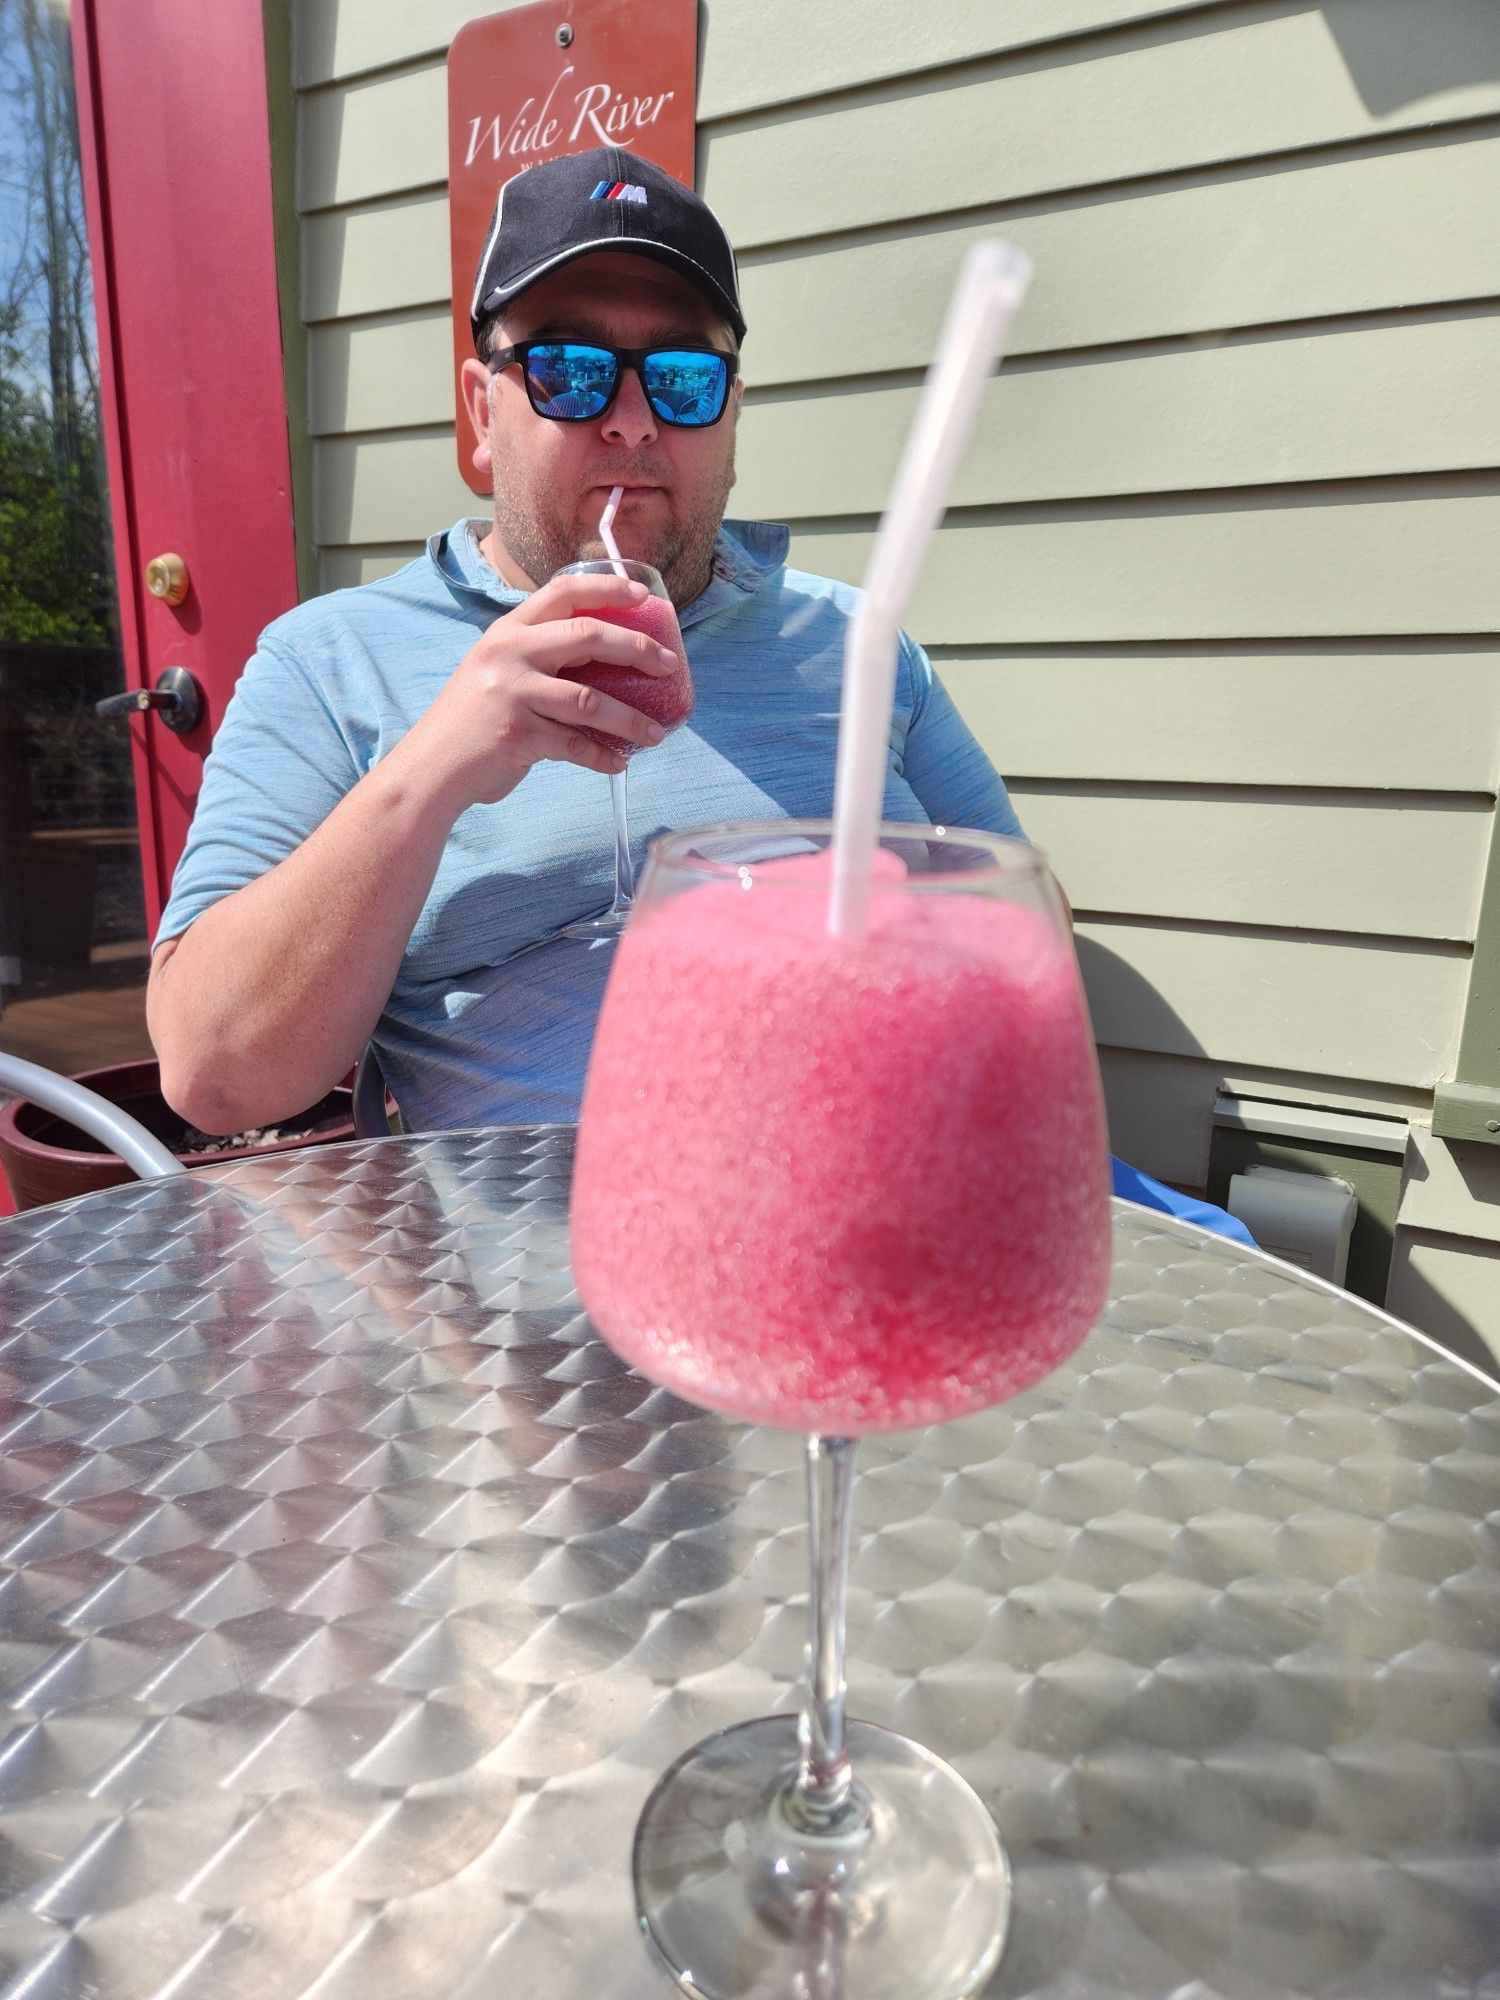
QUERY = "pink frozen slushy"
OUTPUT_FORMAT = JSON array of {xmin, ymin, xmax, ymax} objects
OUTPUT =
[
  {"xmin": 571, "ymin": 853, "xmax": 1112, "ymax": 1434},
  {"xmin": 560, "ymin": 594, "xmax": 693, "ymax": 756}
]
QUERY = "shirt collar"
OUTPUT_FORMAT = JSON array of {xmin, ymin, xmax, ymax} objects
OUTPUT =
[{"xmin": 427, "ymin": 516, "xmax": 790, "ymax": 629}]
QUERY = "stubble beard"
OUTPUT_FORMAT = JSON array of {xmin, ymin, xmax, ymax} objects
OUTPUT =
[{"xmin": 490, "ymin": 450, "xmax": 736, "ymax": 609}]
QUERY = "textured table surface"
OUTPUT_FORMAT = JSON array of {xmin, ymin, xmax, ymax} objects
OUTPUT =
[{"xmin": 0, "ymin": 1127, "xmax": 1497, "ymax": 2000}]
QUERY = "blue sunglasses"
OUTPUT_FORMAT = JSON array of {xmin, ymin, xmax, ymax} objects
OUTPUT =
[{"xmin": 490, "ymin": 340, "xmax": 738, "ymax": 428}]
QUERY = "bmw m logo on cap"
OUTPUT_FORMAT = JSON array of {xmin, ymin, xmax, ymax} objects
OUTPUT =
[{"xmin": 590, "ymin": 180, "xmax": 647, "ymax": 202}]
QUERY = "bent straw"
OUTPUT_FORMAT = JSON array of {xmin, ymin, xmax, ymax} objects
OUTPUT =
[
  {"xmin": 599, "ymin": 484, "xmax": 629, "ymax": 577},
  {"xmin": 827, "ymin": 241, "xmax": 1032, "ymax": 937}
]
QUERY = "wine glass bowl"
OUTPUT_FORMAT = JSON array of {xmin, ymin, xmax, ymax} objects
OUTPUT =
[
  {"xmin": 558, "ymin": 564, "xmax": 693, "ymax": 756},
  {"xmin": 573, "ymin": 824, "xmax": 1111, "ymax": 1436}
]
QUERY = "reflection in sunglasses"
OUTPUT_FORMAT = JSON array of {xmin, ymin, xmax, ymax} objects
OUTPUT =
[{"xmin": 496, "ymin": 340, "xmax": 736, "ymax": 428}]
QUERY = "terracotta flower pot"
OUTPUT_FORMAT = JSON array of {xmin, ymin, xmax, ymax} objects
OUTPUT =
[{"xmin": 0, "ymin": 1058, "xmax": 356, "ymax": 1212}]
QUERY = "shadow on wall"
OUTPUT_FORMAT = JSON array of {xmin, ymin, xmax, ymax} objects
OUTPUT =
[
  {"xmin": 1386, "ymin": 1136, "xmax": 1500, "ymax": 1380},
  {"xmin": 1073, "ymin": 934, "xmax": 1207, "ymax": 1092},
  {"xmin": 1075, "ymin": 931, "xmax": 1449, "ymax": 1329},
  {"xmin": 1386, "ymin": 1237, "xmax": 1500, "ymax": 1384},
  {"xmin": 1319, "ymin": 0, "xmax": 1500, "ymax": 115},
  {"xmin": 1070, "ymin": 931, "xmax": 1220, "ymax": 1183}
]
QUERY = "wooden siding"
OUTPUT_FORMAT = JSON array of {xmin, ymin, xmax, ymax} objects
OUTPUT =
[
  {"xmin": 298, "ymin": 8, "xmax": 1500, "ymax": 220},
  {"xmin": 942, "ymin": 652, "xmax": 1500, "ymax": 792},
  {"xmin": 1096, "ymin": 1046, "xmax": 1432, "ymax": 1190},
  {"xmin": 1386, "ymin": 1232, "xmax": 1500, "ymax": 1370},
  {"xmin": 296, "ymin": 0, "xmax": 1247, "ymax": 101},
  {"xmin": 1075, "ymin": 923, "xmax": 1465, "ymax": 1084},
  {"xmin": 313, "ymin": 315, "xmax": 1500, "ymax": 487},
  {"xmin": 784, "ymin": 500, "xmax": 1500, "ymax": 643},
  {"xmin": 1012, "ymin": 791, "xmax": 1489, "ymax": 941},
  {"xmin": 290, "ymin": 0, "xmax": 1500, "ymax": 1333},
  {"xmin": 1400, "ymin": 1126, "xmax": 1500, "ymax": 1248},
  {"xmin": 303, "ymin": 130, "xmax": 1500, "ymax": 355}
]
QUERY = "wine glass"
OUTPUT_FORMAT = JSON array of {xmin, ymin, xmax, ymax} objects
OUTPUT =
[
  {"xmin": 555, "ymin": 557, "xmax": 694, "ymax": 941},
  {"xmin": 570, "ymin": 821, "xmax": 1114, "ymax": 2000}
]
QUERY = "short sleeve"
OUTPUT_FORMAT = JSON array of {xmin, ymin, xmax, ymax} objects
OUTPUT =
[
  {"xmin": 156, "ymin": 634, "xmax": 361, "ymax": 947},
  {"xmin": 899, "ymin": 637, "xmax": 1026, "ymax": 841}
]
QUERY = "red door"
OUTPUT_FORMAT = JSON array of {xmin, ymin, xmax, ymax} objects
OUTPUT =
[
  {"xmin": 74, "ymin": 0, "xmax": 300, "ymax": 919},
  {"xmin": 0, "ymin": 0, "xmax": 295, "ymax": 1213}
]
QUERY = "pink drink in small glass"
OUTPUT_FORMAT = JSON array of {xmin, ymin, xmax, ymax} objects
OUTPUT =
[
  {"xmin": 571, "ymin": 843, "xmax": 1111, "ymax": 1435},
  {"xmin": 560, "ymin": 593, "xmax": 694, "ymax": 756}
]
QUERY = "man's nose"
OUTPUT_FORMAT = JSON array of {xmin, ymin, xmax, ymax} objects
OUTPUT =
[{"xmin": 602, "ymin": 363, "xmax": 658, "ymax": 448}]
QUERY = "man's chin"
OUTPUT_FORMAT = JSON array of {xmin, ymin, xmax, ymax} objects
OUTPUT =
[{"xmin": 574, "ymin": 530, "xmax": 672, "ymax": 574}]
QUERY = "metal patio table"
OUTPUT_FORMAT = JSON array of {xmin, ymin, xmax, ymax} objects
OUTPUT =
[{"xmin": 0, "ymin": 1125, "xmax": 1497, "ymax": 2000}]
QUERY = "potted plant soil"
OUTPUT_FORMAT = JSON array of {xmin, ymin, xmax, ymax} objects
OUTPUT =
[{"xmin": 0, "ymin": 1057, "xmax": 356, "ymax": 1211}]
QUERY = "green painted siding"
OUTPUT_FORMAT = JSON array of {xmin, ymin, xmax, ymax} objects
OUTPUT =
[
  {"xmin": 263, "ymin": 0, "xmax": 317, "ymax": 604},
  {"xmin": 1434, "ymin": 815, "xmax": 1500, "ymax": 1147}
]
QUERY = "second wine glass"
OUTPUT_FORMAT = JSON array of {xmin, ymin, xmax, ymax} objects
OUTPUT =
[
  {"xmin": 571, "ymin": 822, "xmax": 1114, "ymax": 1999},
  {"xmin": 556, "ymin": 557, "xmax": 694, "ymax": 941}
]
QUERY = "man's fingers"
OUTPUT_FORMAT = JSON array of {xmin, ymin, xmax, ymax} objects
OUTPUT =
[
  {"xmin": 528, "ymin": 674, "xmax": 666, "ymax": 749},
  {"xmin": 562, "ymin": 731, "xmax": 630, "ymax": 775},
  {"xmin": 504, "ymin": 570, "xmax": 649, "ymax": 627},
  {"xmin": 531, "ymin": 617, "xmax": 681, "ymax": 678},
  {"xmin": 527, "ymin": 714, "xmax": 630, "ymax": 774}
]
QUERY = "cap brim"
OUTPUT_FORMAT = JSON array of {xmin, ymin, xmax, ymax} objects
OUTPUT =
[{"xmin": 473, "ymin": 237, "xmax": 746, "ymax": 347}]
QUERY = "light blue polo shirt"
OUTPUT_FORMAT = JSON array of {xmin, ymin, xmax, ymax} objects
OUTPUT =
[{"xmin": 159, "ymin": 518, "xmax": 1025, "ymax": 1129}]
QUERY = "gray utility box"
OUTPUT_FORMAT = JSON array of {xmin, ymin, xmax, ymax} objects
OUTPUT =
[
  {"xmin": 1227, "ymin": 1165, "xmax": 1357, "ymax": 1288},
  {"xmin": 1207, "ymin": 1092, "xmax": 1407, "ymax": 1311}
]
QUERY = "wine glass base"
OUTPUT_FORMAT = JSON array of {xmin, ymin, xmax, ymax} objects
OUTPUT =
[
  {"xmin": 633, "ymin": 1715, "xmax": 1010, "ymax": 2000},
  {"xmin": 557, "ymin": 909, "xmax": 629, "ymax": 943}
]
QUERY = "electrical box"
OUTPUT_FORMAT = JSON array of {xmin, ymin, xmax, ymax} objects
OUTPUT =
[
  {"xmin": 1208, "ymin": 1092, "xmax": 1407, "ymax": 1309},
  {"xmin": 1227, "ymin": 1165, "xmax": 1357, "ymax": 1285}
]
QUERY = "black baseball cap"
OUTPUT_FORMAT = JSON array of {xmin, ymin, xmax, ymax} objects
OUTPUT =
[{"xmin": 469, "ymin": 147, "xmax": 746, "ymax": 350}]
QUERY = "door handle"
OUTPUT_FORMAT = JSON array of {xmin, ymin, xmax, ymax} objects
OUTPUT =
[{"xmin": 95, "ymin": 665, "xmax": 203, "ymax": 735}]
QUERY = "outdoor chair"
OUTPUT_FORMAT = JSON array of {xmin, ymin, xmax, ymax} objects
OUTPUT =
[{"xmin": 0, "ymin": 1052, "xmax": 183, "ymax": 1182}]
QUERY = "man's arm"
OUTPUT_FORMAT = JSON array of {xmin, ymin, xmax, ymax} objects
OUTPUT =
[
  {"xmin": 898, "ymin": 638, "xmax": 1071, "ymax": 924},
  {"xmin": 150, "ymin": 741, "xmax": 467, "ymax": 1132},
  {"xmin": 150, "ymin": 570, "xmax": 679, "ymax": 1133}
]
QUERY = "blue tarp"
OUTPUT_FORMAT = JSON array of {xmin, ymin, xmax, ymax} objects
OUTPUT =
[{"xmin": 1111, "ymin": 1157, "xmax": 1257, "ymax": 1249}]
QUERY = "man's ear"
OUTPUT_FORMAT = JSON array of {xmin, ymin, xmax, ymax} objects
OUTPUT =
[
  {"xmin": 459, "ymin": 357, "xmax": 494, "ymax": 479},
  {"xmin": 727, "ymin": 373, "xmax": 745, "ymax": 479}
]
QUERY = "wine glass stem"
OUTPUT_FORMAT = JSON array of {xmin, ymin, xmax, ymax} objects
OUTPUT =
[
  {"xmin": 782, "ymin": 1433, "xmax": 865, "ymax": 1838},
  {"xmin": 609, "ymin": 766, "xmax": 634, "ymax": 916}
]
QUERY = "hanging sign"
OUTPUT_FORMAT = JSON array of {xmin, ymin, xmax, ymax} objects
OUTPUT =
[{"xmin": 447, "ymin": 0, "xmax": 699, "ymax": 492}]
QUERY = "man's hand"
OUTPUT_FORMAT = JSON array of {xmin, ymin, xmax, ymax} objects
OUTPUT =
[
  {"xmin": 147, "ymin": 569, "xmax": 686, "ymax": 1134},
  {"xmin": 410, "ymin": 570, "xmax": 682, "ymax": 810}
]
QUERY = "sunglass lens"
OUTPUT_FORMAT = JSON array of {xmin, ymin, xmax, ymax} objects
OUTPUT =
[
  {"xmin": 642, "ymin": 350, "xmax": 729, "ymax": 426},
  {"xmin": 526, "ymin": 343, "xmax": 616, "ymax": 419}
]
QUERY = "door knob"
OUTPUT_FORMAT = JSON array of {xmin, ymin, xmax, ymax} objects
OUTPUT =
[
  {"xmin": 95, "ymin": 665, "xmax": 203, "ymax": 735},
  {"xmin": 145, "ymin": 552, "xmax": 189, "ymax": 606}
]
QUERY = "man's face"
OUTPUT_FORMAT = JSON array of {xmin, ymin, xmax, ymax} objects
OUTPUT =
[{"xmin": 460, "ymin": 250, "xmax": 742, "ymax": 606}]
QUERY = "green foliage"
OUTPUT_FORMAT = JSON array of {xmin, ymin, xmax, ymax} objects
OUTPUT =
[
  {"xmin": 1, "ymin": 0, "xmax": 118, "ymax": 650},
  {"xmin": 0, "ymin": 364, "xmax": 116, "ymax": 646}
]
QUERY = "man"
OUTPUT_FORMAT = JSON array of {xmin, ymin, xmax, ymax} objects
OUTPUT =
[{"xmin": 148, "ymin": 148, "xmax": 1025, "ymax": 1134}]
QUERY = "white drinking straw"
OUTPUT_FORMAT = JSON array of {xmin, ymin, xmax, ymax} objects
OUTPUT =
[
  {"xmin": 827, "ymin": 241, "xmax": 1032, "ymax": 937},
  {"xmin": 599, "ymin": 483, "xmax": 629, "ymax": 576}
]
